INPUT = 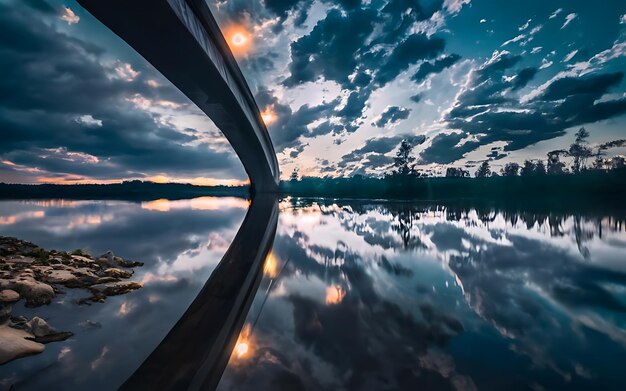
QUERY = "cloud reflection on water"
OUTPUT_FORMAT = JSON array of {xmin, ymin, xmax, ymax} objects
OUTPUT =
[
  {"xmin": 0, "ymin": 198, "xmax": 625, "ymax": 390},
  {"xmin": 219, "ymin": 200, "xmax": 626, "ymax": 391}
]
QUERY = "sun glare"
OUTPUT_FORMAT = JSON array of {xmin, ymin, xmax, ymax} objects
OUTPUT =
[
  {"xmin": 233, "ymin": 324, "xmax": 253, "ymax": 359},
  {"xmin": 263, "ymin": 252, "xmax": 279, "ymax": 278},
  {"xmin": 231, "ymin": 32, "xmax": 247, "ymax": 46},
  {"xmin": 224, "ymin": 25, "xmax": 252, "ymax": 55},
  {"xmin": 325, "ymin": 286, "xmax": 346, "ymax": 305},
  {"xmin": 261, "ymin": 106, "xmax": 277, "ymax": 126},
  {"xmin": 235, "ymin": 342, "xmax": 249, "ymax": 357}
]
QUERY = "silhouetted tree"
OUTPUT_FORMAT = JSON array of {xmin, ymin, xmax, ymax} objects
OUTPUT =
[
  {"xmin": 393, "ymin": 139, "xmax": 416, "ymax": 176},
  {"xmin": 534, "ymin": 160, "xmax": 546, "ymax": 175},
  {"xmin": 446, "ymin": 167, "xmax": 469, "ymax": 177},
  {"xmin": 547, "ymin": 150, "xmax": 568, "ymax": 175},
  {"xmin": 612, "ymin": 155, "xmax": 626, "ymax": 169},
  {"xmin": 569, "ymin": 127, "xmax": 592, "ymax": 173},
  {"xmin": 290, "ymin": 168, "xmax": 300, "ymax": 181},
  {"xmin": 501, "ymin": 162, "xmax": 520, "ymax": 176},
  {"xmin": 475, "ymin": 161, "xmax": 491, "ymax": 178},
  {"xmin": 520, "ymin": 160, "xmax": 535, "ymax": 176},
  {"xmin": 592, "ymin": 139, "xmax": 626, "ymax": 170}
]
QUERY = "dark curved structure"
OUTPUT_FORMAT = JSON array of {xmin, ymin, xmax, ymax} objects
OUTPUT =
[
  {"xmin": 120, "ymin": 194, "xmax": 278, "ymax": 390},
  {"xmin": 77, "ymin": 0, "xmax": 280, "ymax": 193},
  {"xmin": 76, "ymin": 1, "xmax": 282, "ymax": 389}
]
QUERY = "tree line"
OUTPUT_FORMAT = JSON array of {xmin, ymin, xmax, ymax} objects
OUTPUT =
[{"xmin": 387, "ymin": 127, "xmax": 626, "ymax": 179}]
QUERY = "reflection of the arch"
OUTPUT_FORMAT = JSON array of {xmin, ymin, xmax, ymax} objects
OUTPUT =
[{"xmin": 120, "ymin": 195, "xmax": 278, "ymax": 390}]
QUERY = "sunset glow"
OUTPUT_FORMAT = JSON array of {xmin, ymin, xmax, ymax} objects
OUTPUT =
[
  {"xmin": 231, "ymin": 32, "xmax": 247, "ymax": 47},
  {"xmin": 325, "ymin": 286, "xmax": 346, "ymax": 305},
  {"xmin": 224, "ymin": 25, "xmax": 252, "ymax": 55},
  {"xmin": 235, "ymin": 342, "xmax": 249, "ymax": 358},
  {"xmin": 261, "ymin": 106, "xmax": 277, "ymax": 126},
  {"xmin": 233, "ymin": 324, "xmax": 253, "ymax": 359},
  {"xmin": 263, "ymin": 252, "xmax": 279, "ymax": 278}
]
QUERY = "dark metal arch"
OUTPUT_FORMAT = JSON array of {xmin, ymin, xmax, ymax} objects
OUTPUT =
[
  {"xmin": 76, "ymin": 1, "xmax": 282, "ymax": 389},
  {"xmin": 77, "ymin": 0, "xmax": 280, "ymax": 193}
]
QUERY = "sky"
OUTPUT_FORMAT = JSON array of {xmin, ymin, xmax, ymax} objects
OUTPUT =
[{"xmin": 1, "ymin": 0, "xmax": 625, "ymax": 184}]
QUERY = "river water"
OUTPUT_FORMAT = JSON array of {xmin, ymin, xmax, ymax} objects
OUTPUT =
[{"xmin": 1, "ymin": 198, "xmax": 625, "ymax": 390}]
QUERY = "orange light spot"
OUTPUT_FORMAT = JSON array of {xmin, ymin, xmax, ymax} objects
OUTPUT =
[
  {"xmin": 235, "ymin": 342, "xmax": 249, "ymax": 357},
  {"xmin": 224, "ymin": 25, "xmax": 252, "ymax": 56},
  {"xmin": 325, "ymin": 286, "xmax": 345, "ymax": 305},
  {"xmin": 234, "ymin": 324, "xmax": 253, "ymax": 359},
  {"xmin": 263, "ymin": 253, "xmax": 279, "ymax": 278},
  {"xmin": 232, "ymin": 32, "xmax": 247, "ymax": 46},
  {"xmin": 261, "ymin": 106, "xmax": 277, "ymax": 126}
]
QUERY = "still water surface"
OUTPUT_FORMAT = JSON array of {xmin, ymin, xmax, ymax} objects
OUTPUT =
[{"xmin": 1, "ymin": 198, "xmax": 626, "ymax": 390}]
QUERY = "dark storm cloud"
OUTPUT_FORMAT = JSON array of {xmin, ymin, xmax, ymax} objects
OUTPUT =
[
  {"xmin": 336, "ymin": 89, "xmax": 371, "ymax": 123},
  {"xmin": 374, "ymin": 34, "xmax": 446, "ymax": 85},
  {"xmin": 289, "ymin": 143, "xmax": 308, "ymax": 158},
  {"xmin": 475, "ymin": 52, "xmax": 522, "ymax": 81},
  {"xmin": 410, "ymin": 94, "xmax": 422, "ymax": 103},
  {"xmin": 347, "ymin": 135, "xmax": 427, "ymax": 157},
  {"xmin": 255, "ymin": 88, "xmax": 340, "ymax": 151},
  {"xmin": 372, "ymin": 0, "xmax": 444, "ymax": 45},
  {"xmin": 239, "ymin": 53, "xmax": 279, "ymax": 73},
  {"xmin": 537, "ymin": 72, "xmax": 624, "ymax": 101},
  {"xmin": 277, "ymin": 0, "xmax": 455, "ymax": 147},
  {"xmin": 428, "ymin": 48, "xmax": 626, "ymax": 164},
  {"xmin": 282, "ymin": 8, "xmax": 378, "ymax": 88},
  {"xmin": 264, "ymin": 0, "xmax": 313, "ymax": 31},
  {"xmin": 412, "ymin": 54, "xmax": 461, "ymax": 83},
  {"xmin": 511, "ymin": 67, "xmax": 538, "ymax": 91},
  {"xmin": 419, "ymin": 132, "xmax": 480, "ymax": 164},
  {"xmin": 308, "ymin": 121, "xmax": 344, "ymax": 137},
  {"xmin": 264, "ymin": 0, "xmax": 303, "ymax": 18},
  {"xmin": 0, "ymin": 1, "xmax": 244, "ymax": 182},
  {"xmin": 349, "ymin": 70, "xmax": 372, "ymax": 88},
  {"xmin": 339, "ymin": 134, "xmax": 426, "ymax": 171},
  {"xmin": 372, "ymin": 106, "xmax": 411, "ymax": 128},
  {"xmin": 362, "ymin": 153, "xmax": 394, "ymax": 168}
]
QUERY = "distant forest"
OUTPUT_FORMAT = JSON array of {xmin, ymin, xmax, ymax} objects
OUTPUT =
[
  {"xmin": 0, "ymin": 180, "xmax": 249, "ymax": 200},
  {"xmin": 283, "ymin": 127, "xmax": 626, "ymax": 202},
  {"xmin": 1, "ymin": 128, "xmax": 624, "ymax": 203}
]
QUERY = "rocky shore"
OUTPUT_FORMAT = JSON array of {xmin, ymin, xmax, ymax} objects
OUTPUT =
[{"xmin": 0, "ymin": 236, "xmax": 143, "ymax": 365}]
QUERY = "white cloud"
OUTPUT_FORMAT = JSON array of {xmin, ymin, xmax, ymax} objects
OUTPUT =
[
  {"xmin": 563, "ymin": 50, "xmax": 578, "ymax": 62},
  {"xmin": 531, "ymin": 47, "xmax": 543, "ymax": 54},
  {"xmin": 60, "ymin": 6, "xmax": 80, "ymax": 25},
  {"xmin": 75, "ymin": 114, "xmax": 102, "ymax": 127},
  {"xmin": 43, "ymin": 147, "xmax": 100, "ymax": 164},
  {"xmin": 480, "ymin": 19, "xmax": 486, "ymax": 24},
  {"xmin": 501, "ymin": 34, "xmax": 525, "ymax": 47},
  {"xmin": 549, "ymin": 8, "xmax": 562, "ymax": 20},
  {"xmin": 444, "ymin": 0, "xmax": 471, "ymax": 15},
  {"xmin": 528, "ymin": 25, "xmax": 543, "ymax": 35},
  {"xmin": 522, "ymin": 41, "xmax": 625, "ymax": 103},
  {"xmin": 519, "ymin": 19, "xmax": 531, "ymax": 31},
  {"xmin": 561, "ymin": 13, "xmax": 577, "ymax": 29},
  {"xmin": 114, "ymin": 63, "xmax": 139, "ymax": 81},
  {"xmin": 620, "ymin": 14, "xmax": 626, "ymax": 24},
  {"xmin": 587, "ymin": 41, "xmax": 626, "ymax": 66},
  {"xmin": 539, "ymin": 59, "xmax": 553, "ymax": 70}
]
